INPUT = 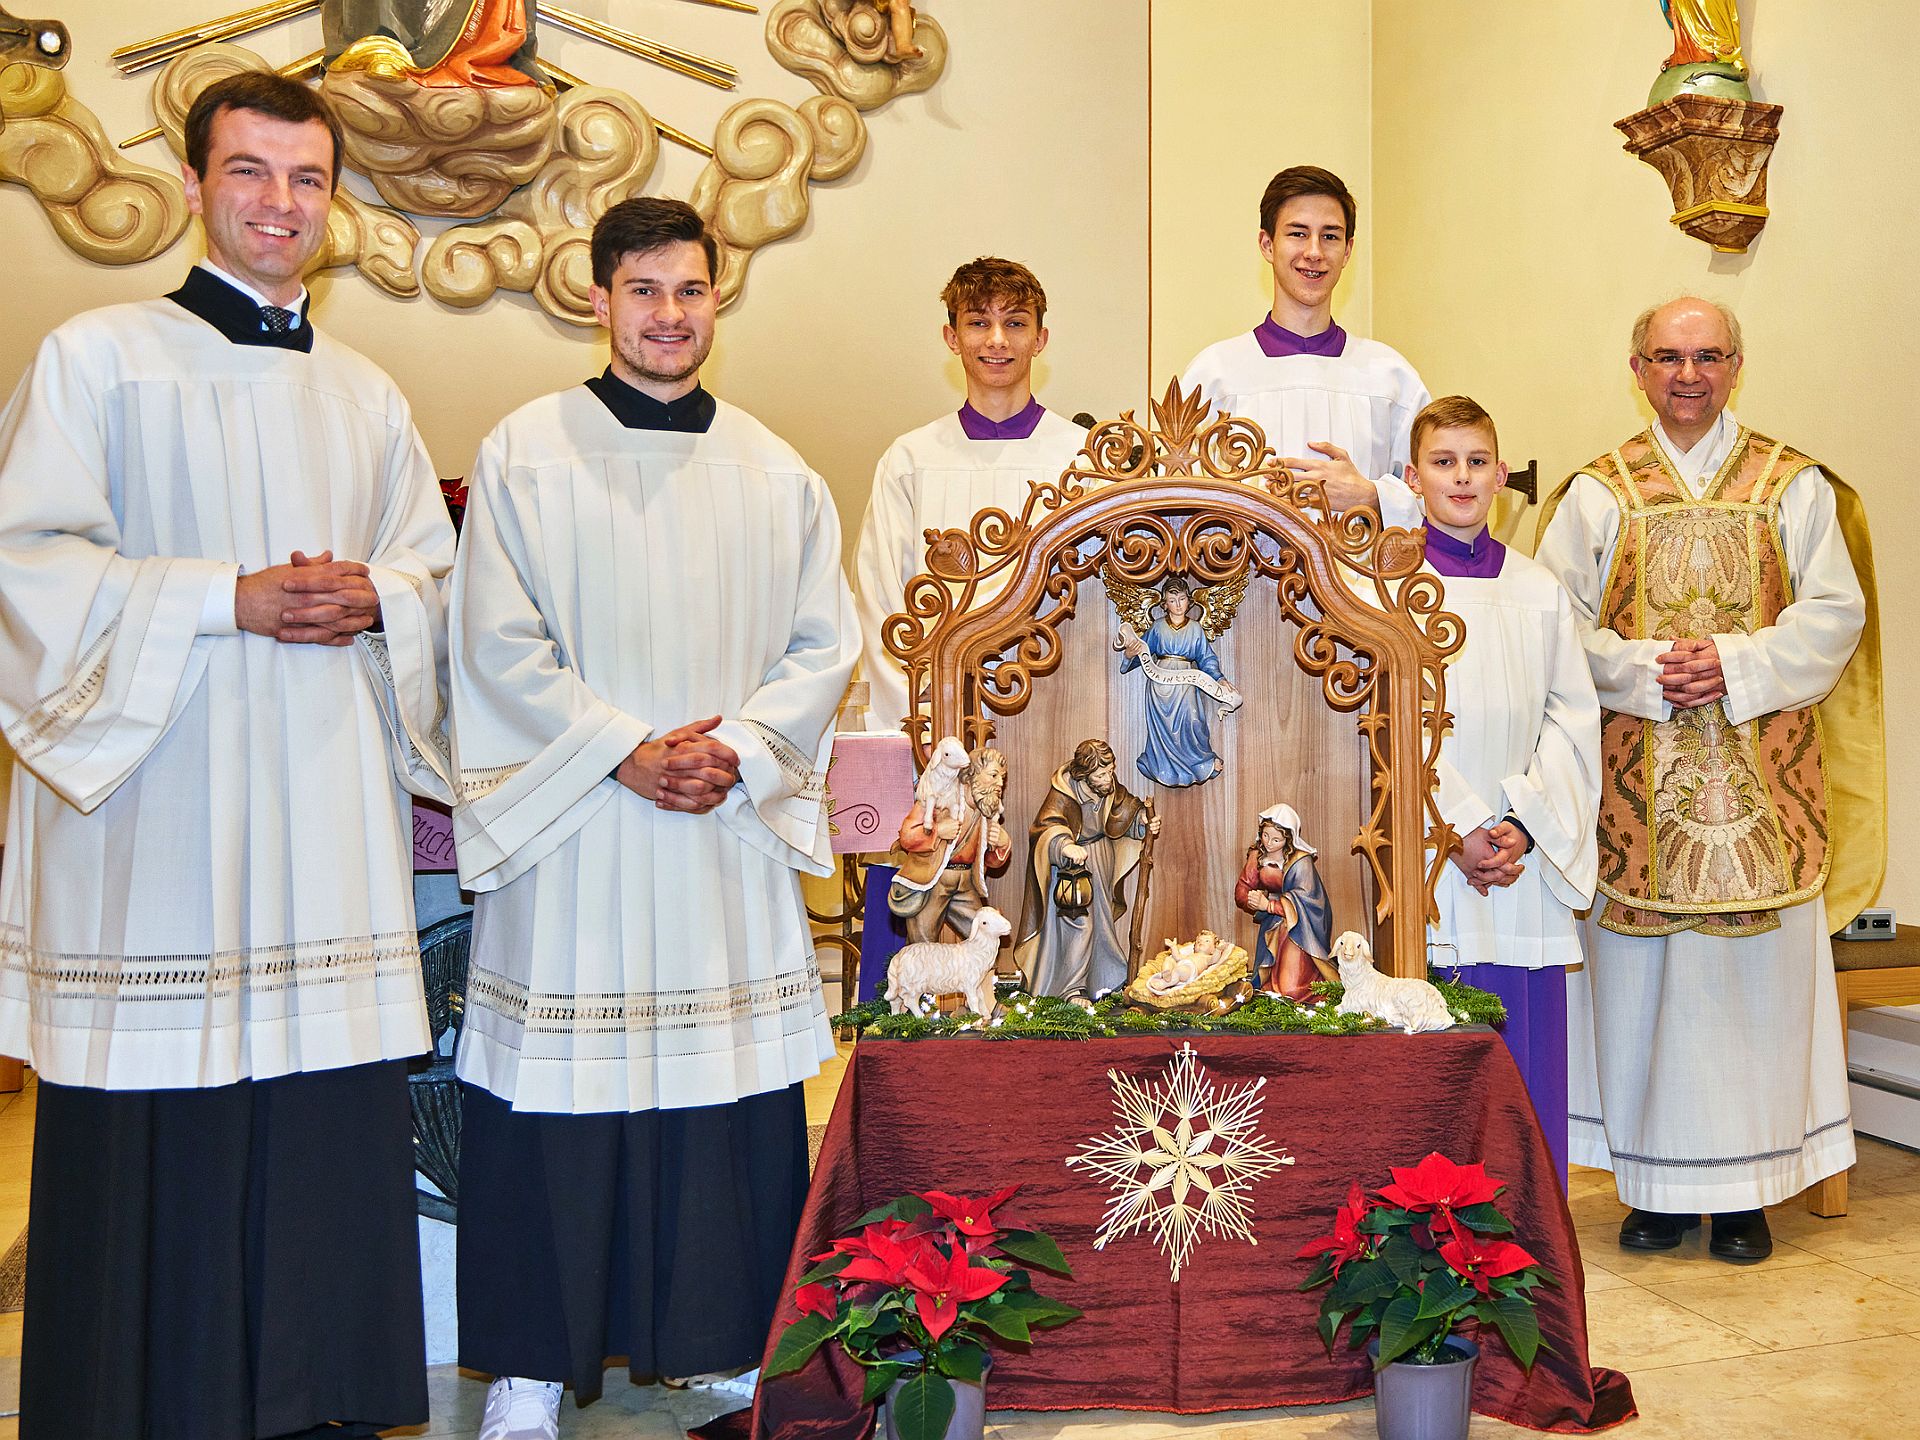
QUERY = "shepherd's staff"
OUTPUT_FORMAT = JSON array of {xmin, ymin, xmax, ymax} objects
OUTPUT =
[{"xmin": 1125, "ymin": 799, "xmax": 1158, "ymax": 987}]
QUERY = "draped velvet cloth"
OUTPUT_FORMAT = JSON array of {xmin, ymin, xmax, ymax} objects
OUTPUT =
[{"xmin": 699, "ymin": 1031, "xmax": 1635, "ymax": 1439}]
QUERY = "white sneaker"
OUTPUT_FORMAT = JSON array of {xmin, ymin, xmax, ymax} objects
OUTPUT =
[{"xmin": 478, "ymin": 1376, "xmax": 563, "ymax": 1440}]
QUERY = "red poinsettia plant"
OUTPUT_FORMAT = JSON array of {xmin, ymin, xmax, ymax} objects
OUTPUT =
[
  {"xmin": 1299, "ymin": 1152, "xmax": 1554, "ymax": 1369},
  {"xmin": 766, "ymin": 1185, "xmax": 1079, "ymax": 1440}
]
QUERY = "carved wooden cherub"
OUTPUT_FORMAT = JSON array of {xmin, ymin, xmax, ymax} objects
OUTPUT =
[{"xmin": 874, "ymin": 0, "xmax": 924, "ymax": 60}]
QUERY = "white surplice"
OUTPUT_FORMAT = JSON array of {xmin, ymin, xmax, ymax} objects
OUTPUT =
[
  {"xmin": 0, "ymin": 299, "xmax": 454, "ymax": 1090},
  {"xmin": 1537, "ymin": 412, "xmax": 1863, "ymax": 1210},
  {"xmin": 1429, "ymin": 553, "xmax": 1601, "ymax": 970},
  {"xmin": 448, "ymin": 389, "xmax": 859, "ymax": 1115},
  {"xmin": 1180, "ymin": 330, "xmax": 1429, "ymax": 524},
  {"xmin": 852, "ymin": 409, "xmax": 1087, "ymax": 732}
]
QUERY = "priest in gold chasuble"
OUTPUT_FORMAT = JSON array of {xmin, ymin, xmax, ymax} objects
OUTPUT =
[{"xmin": 1537, "ymin": 297, "xmax": 1883, "ymax": 1264}]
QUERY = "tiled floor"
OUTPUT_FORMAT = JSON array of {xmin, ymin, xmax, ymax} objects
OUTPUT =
[{"xmin": 3, "ymin": 1063, "xmax": 1920, "ymax": 1438}]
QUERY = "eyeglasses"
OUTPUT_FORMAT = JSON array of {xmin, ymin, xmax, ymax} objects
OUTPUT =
[{"xmin": 1637, "ymin": 350, "xmax": 1738, "ymax": 372}]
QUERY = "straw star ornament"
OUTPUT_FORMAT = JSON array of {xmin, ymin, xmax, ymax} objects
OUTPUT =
[{"xmin": 1067, "ymin": 1043, "xmax": 1294, "ymax": 1281}]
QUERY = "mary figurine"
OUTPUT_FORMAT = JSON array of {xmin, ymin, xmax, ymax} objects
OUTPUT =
[
  {"xmin": 1114, "ymin": 575, "xmax": 1242, "ymax": 788},
  {"xmin": 1234, "ymin": 803, "xmax": 1334, "ymax": 999}
]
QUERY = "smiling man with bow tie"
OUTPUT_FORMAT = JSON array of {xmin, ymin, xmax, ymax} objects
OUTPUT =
[{"xmin": 0, "ymin": 71, "xmax": 455, "ymax": 1440}]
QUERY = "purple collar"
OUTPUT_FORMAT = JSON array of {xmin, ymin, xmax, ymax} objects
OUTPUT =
[
  {"xmin": 1424, "ymin": 524, "xmax": 1506, "ymax": 579},
  {"xmin": 958, "ymin": 398, "xmax": 1045, "ymax": 440},
  {"xmin": 1254, "ymin": 315, "xmax": 1347, "ymax": 358}
]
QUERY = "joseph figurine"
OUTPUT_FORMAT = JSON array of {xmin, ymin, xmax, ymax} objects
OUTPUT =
[{"xmin": 1014, "ymin": 739, "xmax": 1159, "ymax": 999}]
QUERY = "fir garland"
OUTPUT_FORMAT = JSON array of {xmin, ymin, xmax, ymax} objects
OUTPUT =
[{"xmin": 831, "ymin": 975, "xmax": 1506, "ymax": 1041}]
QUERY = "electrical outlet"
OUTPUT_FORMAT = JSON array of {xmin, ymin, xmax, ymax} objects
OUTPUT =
[{"xmin": 1841, "ymin": 908, "xmax": 1897, "ymax": 941}]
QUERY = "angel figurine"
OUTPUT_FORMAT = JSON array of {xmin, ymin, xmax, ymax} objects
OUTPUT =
[{"xmin": 1106, "ymin": 568, "xmax": 1247, "ymax": 788}]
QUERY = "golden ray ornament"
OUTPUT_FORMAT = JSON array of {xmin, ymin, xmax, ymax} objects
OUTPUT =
[
  {"xmin": 1066, "ymin": 1043, "xmax": 1295, "ymax": 1282},
  {"xmin": 6, "ymin": 0, "xmax": 945, "ymax": 320}
]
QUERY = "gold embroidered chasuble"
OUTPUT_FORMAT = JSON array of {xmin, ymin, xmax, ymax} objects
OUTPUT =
[{"xmin": 1586, "ymin": 428, "xmax": 1832, "ymax": 937}]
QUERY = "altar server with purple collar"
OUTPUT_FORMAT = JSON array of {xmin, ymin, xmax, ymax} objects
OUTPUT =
[
  {"xmin": 446, "ymin": 197, "xmax": 859, "ymax": 1439},
  {"xmin": 1406, "ymin": 397, "xmax": 1602, "ymax": 1187},
  {"xmin": 853, "ymin": 256, "xmax": 1088, "ymax": 733},
  {"xmin": 1181, "ymin": 165, "xmax": 1428, "ymax": 521},
  {"xmin": 0, "ymin": 73, "xmax": 454, "ymax": 1440}
]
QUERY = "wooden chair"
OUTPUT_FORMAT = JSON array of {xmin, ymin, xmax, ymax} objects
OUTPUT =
[{"xmin": 1806, "ymin": 924, "xmax": 1920, "ymax": 1217}]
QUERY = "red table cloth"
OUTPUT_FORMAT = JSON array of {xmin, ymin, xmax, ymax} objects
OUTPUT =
[{"xmin": 712, "ymin": 1029, "xmax": 1635, "ymax": 1438}]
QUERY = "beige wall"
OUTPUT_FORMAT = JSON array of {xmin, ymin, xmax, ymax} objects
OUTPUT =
[
  {"xmin": 1147, "ymin": 0, "xmax": 1375, "ymax": 386},
  {"xmin": 1372, "ymin": 0, "xmax": 1917, "ymax": 914}
]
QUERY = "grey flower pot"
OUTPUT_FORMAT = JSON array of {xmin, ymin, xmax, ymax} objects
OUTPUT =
[
  {"xmin": 1367, "ymin": 1335, "xmax": 1479, "ymax": 1440},
  {"xmin": 881, "ymin": 1372, "xmax": 988, "ymax": 1440}
]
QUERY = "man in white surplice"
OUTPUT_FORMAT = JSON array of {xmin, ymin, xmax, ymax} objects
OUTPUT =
[
  {"xmin": 1181, "ymin": 164, "xmax": 1428, "ymax": 521},
  {"xmin": 1537, "ymin": 297, "xmax": 1871, "ymax": 1265},
  {"xmin": 852, "ymin": 255, "xmax": 1087, "ymax": 733},
  {"xmin": 447, "ymin": 198, "xmax": 858, "ymax": 1434},
  {"xmin": 0, "ymin": 75, "xmax": 451, "ymax": 1440}
]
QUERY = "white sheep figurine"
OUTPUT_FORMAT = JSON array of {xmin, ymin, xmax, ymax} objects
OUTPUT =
[
  {"xmin": 1331, "ymin": 930, "xmax": 1455, "ymax": 1034},
  {"xmin": 884, "ymin": 907, "xmax": 1012, "ymax": 1019}
]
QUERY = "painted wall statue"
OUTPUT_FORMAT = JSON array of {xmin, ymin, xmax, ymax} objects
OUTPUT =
[
  {"xmin": 1659, "ymin": 0, "xmax": 1744, "ymax": 73},
  {"xmin": 1234, "ymin": 803, "xmax": 1334, "ymax": 1000},
  {"xmin": 1106, "ymin": 569, "xmax": 1247, "ymax": 788},
  {"xmin": 324, "ymin": 1, "xmax": 541, "ymax": 88},
  {"xmin": 886, "ymin": 737, "xmax": 1011, "ymax": 944},
  {"xmin": 1014, "ymin": 739, "xmax": 1160, "ymax": 1000}
]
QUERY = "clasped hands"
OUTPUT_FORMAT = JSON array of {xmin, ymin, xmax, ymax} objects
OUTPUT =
[
  {"xmin": 616, "ymin": 715, "xmax": 740, "ymax": 815},
  {"xmin": 1451, "ymin": 821, "xmax": 1529, "ymax": 897},
  {"xmin": 235, "ymin": 549, "xmax": 381, "ymax": 646},
  {"xmin": 1658, "ymin": 636, "xmax": 1726, "ymax": 709}
]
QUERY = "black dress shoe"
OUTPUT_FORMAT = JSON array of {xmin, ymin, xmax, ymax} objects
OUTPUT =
[
  {"xmin": 1709, "ymin": 1209, "xmax": 1773, "ymax": 1261},
  {"xmin": 1618, "ymin": 1209, "xmax": 1702, "ymax": 1250}
]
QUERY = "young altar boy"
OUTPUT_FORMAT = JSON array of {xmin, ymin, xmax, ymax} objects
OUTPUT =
[
  {"xmin": 1407, "ymin": 396, "xmax": 1602, "ymax": 1185},
  {"xmin": 853, "ymin": 256, "xmax": 1087, "ymax": 732},
  {"xmin": 1181, "ymin": 164, "xmax": 1429, "ymax": 522}
]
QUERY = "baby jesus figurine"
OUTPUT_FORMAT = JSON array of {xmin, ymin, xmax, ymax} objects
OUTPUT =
[
  {"xmin": 1234, "ymin": 804, "xmax": 1334, "ymax": 1000},
  {"xmin": 1145, "ymin": 929, "xmax": 1228, "ymax": 994}
]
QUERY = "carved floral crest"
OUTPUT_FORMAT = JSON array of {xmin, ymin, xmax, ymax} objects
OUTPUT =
[{"xmin": 883, "ymin": 381, "xmax": 1465, "ymax": 973}]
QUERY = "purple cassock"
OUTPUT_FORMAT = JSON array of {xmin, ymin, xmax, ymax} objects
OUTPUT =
[
  {"xmin": 1423, "ymin": 521, "xmax": 1569, "ymax": 1189},
  {"xmin": 958, "ymin": 399, "xmax": 1046, "ymax": 440},
  {"xmin": 1253, "ymin": 314, "xmax": 1348, "ymax": 358}
]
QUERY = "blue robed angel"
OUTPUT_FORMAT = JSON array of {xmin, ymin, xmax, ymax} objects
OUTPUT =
[{"xmin": 1113, "ymin": 574, "xmax": 1244, "ymax": 788}]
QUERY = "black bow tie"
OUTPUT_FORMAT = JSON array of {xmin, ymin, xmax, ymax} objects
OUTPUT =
[{"xmin": 259, "ymin": 304, "xmax": 296, "ymax": 334}]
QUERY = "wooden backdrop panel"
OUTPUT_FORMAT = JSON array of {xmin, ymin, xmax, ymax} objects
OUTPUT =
[{"xmin": 971, "ymin": 573, "xmax": 1372, "ymax": 978}]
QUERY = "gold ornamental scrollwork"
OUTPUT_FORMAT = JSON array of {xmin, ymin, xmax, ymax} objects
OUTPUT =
[
  {"xmin": 14, "ymin": 4, "xmax": 945, "ymax": 318},
  {"xmin": 884, "ymin": 381, "xmax": 1465, "ymax": 977},
  {"xmin": 0, "ymin": 60, "xmax": 189, "ymax": 265},
  {"xmin": 766, "ymin": 0, "xmax": 946, "ymax": 111}
]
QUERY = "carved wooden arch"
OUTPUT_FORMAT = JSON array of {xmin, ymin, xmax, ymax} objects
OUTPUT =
[{"xmin": 883, "ymin": 384, "xmax": 1466, "ymax": 979}]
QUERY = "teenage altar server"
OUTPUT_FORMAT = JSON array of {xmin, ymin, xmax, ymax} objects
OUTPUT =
[
  {"xmin": 853, "ymin": 256, "xmax": 1087, "ymax": 732},
  {"xmin": 1537, "ymin": 297, "xmax": 1874, "ymax": 1264},
  {"xmin": 1403, "ymin": 397, "xmax": 1601, "ymax": 1186},
  {"xmin": 1182, "ymin": 165, "xmax": 1428, "ymax": 522},
  {"xmin": 0, "ymin": 74, "xmax": 453, "ymax": 1440},
  {"xmin": 447, "ymin": 198, "xmax": 859, "ymax": 1438}
]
